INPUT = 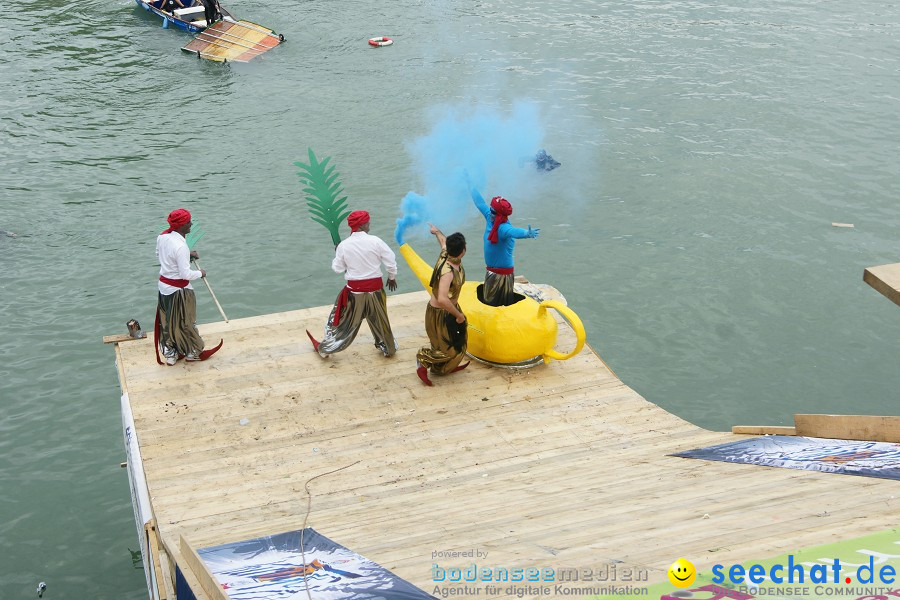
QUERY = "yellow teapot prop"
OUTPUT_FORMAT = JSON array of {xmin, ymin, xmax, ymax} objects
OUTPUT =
[{"xmin": 400, "ymin": 243, "xmax": 586, "ymax": 367}]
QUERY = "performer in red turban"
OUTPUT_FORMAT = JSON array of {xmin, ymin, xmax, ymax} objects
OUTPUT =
[
  {"xmin": 470, "ymin": 188, "xmax": 540, "ymax": 306},
  {"xmin": 347, "ymin": 210, "xmax": 370, "ymax": 232},
  {"xmin": 154, "ymin": 208, "xmax": 206, "ymax": 365},
  {"xmin": 307, "ymin": 210, "xmax": 399, "ymax": 358}
]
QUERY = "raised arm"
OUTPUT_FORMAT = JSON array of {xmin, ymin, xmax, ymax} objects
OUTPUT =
[
  {"xmin": 470, "ymin": 188, "xmax": 491, "ymax": 219},
  {"xmin": 502, "ymin": 223, "xmax": 541, "ymax": 240},
  {"xmin": 429, "ymin": 223, "xmax": 447, "ymax": 250}
]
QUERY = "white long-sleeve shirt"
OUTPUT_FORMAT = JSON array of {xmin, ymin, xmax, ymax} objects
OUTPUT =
[
  {"xmin": 156, "ymin": 232, "xmax": 203, "ymax": 294},
  {"xmin": 332, "ymin": 231, "xmax": 397, "ymax": 281}
]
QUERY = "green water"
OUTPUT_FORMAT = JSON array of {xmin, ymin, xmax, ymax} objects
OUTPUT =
[{"xmin": 1, "ymin": 0, "xmax": 899, "ymax": 597}]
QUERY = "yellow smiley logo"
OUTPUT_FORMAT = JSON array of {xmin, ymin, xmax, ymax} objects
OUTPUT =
[{"xmin": 667, "ymin": 558, "xmax": 697, "ymax": 588}]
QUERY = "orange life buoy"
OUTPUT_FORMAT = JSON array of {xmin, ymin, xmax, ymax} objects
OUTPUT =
[{"xmin": 368, "ymin": 36, "xmax": 393, "ymax": 47}]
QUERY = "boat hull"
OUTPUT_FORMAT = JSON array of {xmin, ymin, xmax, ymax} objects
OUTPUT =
[{"xmin": 134, "ymin": 0, "xmax": 210, "ymax": 34}]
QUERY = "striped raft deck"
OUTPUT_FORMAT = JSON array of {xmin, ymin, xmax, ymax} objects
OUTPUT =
[{"xmin": 182, "ymin": 20, "xmax": 282, "ymax": 62}]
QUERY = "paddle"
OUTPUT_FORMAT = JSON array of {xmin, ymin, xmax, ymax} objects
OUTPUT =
[{"xmin": 186, "ymin": 225, "xmax": 229, "ymax": 322}]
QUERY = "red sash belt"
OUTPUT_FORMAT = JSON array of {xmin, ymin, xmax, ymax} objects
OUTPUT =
[
  {"xmin": 333, "ymin": 277, "xmax": 384, "ymax": 326},
  {"xmin": 486, "ymin": 266, "xmax": 514, "ymax": 275},
  {"xmin": 159, "ymin": 275, "xmax": 190, "ymax": 288}
]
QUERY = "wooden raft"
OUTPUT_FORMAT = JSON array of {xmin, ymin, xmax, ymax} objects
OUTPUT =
[
  {"xmin": 111, "ymin": 290, "xmax": 900, "ymax": 599},
  {"xmin": 864, "ymin": 261, "xmax": 900, "ymax": 308},
  {"xmin": 182, "ymin": 20, "xmax": 282, "ymax": 62}
]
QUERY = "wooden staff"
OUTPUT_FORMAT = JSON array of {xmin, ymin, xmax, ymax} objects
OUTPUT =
[{"xmin": 192, "ymin": 259, "xmax": 229, "ymax": 322}]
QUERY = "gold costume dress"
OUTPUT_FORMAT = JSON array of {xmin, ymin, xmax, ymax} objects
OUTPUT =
[{"xmin": 416, "ymin": 250, "xmax": 467, "ymax": 374}]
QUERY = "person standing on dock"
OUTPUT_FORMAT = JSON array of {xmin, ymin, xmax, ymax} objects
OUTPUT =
[
  {"xmin": 416, "ymin": 225, "xmax": 468, "ymax": 386},
  {"xmin": 471, "ymin": 187, "xmax": 540, "ymax": 306},
  {"xmin": 306, "ymin": 210, "xmax": 399, "ymax": 358},
  {"xmin": 155, "ymin": 208, "xmax": 206, "ymax": 366}
]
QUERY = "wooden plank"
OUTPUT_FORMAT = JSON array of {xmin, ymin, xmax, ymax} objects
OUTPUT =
[
  {"xmin": 157, "ymin": 549, "xmax": 176, "ymax": 600},
  {"xmin": 794, "ymin": 413, "xmax": 900, "ymax": 442},
  {"xmin": 177, "ymin": 450, "xmax": 810, "ymax": 548},
  {"xmin": 179, "ymin": 534, "xmax": 229, "ymax": 600},
  {"xmin": 149, "ymin": 425, "xmax": 705, "ymax": 524},
  {"xmin": 183, "ymin": 20, "xmax": 282, "ymax": 63},
  {"xmin": 864, "ymin": 262, "xmax": 900, "ymax": 307},
  {"xmin": 144, "ymin": 520, "xmax": 169, "ymax": 600},
  {"xmin": 103, "ymin": 333, "xmax": 145, "ymax": 344},
  {"xmin": 731, "ymin": 425, "xmax": 796, "ymax": 436},
  {"xmin": 159, "ymin": 535, "xmax": 210, "ymax": 600}
]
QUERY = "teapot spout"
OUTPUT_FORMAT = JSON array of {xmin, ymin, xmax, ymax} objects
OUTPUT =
[{"xmin": 399, "ymin": 243, "xmax": 434, "ymax": 293}]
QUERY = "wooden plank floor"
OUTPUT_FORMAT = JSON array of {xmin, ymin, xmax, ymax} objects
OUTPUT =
[{"xmin": 115, "ymin": 290, "xmax": 899, "ymax": 599}]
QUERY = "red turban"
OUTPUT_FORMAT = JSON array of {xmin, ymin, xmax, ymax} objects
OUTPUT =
[
  {"xmin": 161, "ymin": 208, "xmax": 191, "ymax": 234},
  {"xmin": 488, "ymin": 196, "xmax": 512, "ymax": 244},
  {"xmin": 347, "ymin": 210, "xmax": 370, "ymax": 232}
]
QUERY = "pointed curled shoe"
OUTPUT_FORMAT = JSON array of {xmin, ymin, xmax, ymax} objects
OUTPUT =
[
  {"xmin": 198, "ymin": 339, "xmax": 224, "ymax": 361},
  {"xmin": 306, "ymin": 330, "xmax": 321, "ymax": 354},
  {"xmin": 451, "ymin": 361, "xmax": 470, "ymax": 374},
  {"xmin": 416, "ymin": 363, "xmax": 433, "ymax": 386}
]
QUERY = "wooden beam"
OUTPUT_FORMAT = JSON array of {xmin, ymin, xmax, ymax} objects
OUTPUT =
[
  {"xmin": 864, "ymin": 262, "xmax": 900, "ymax": 307},
  {"xmin": 180, "ymin": 534, "xmax": 229, "ymax": 600},
  {"xmin": 144, "ymin": 520, "xmax": 168, "ymax": 600},
  {"xmin": 160, "ymin": 535, "xmax": 209, "ymax": 600},
  {"xmin": 794, "ymin": 414, "xmax": 900, "ymax": 443},
  {"xmin": 731, "ymin": 425, "xmax": 796, "ymax": 436},
  {"xmin": 159, "ymin": 538, "xmax": 177, "ymax": 600},
  {"xmin": 103, "ymin": 333, "xmax": 146, "ymax": 344}
]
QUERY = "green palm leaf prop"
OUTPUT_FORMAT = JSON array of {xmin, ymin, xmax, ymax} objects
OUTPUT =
[
  {"xmin": 294, "ymin": 148, "xmax": 351, "ymax": 247},
  {"xmin": 185, "ymin": 224, "xmax": 205, "ymax": 250}
]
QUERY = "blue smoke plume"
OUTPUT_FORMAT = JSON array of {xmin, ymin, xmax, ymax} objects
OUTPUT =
[{"xmin": 395, "ymin": 101, "xmax": 545, "ymax": 246}]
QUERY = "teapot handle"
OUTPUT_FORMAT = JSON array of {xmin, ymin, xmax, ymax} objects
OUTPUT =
[{"xmin": 538, "ymin": 300, "xmax": 586, "ymax": 362}]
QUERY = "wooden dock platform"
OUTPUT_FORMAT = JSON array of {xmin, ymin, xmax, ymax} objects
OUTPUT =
[
  {"xmin": 865, "ymin": 262, "xmax": 900, "ymax": 307},
  {"xmin": 111, "ymin": 290, "xmax": 899, "ymax": 599}
]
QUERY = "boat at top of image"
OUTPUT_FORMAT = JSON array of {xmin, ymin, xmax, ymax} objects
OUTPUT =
[
  {"xmin": 134, "ymin": 0, "xmax": 284, "ymax": 62},
  {"xmin": 134, "ymin": 0, "xmax": 233, "ymax": 34}
]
